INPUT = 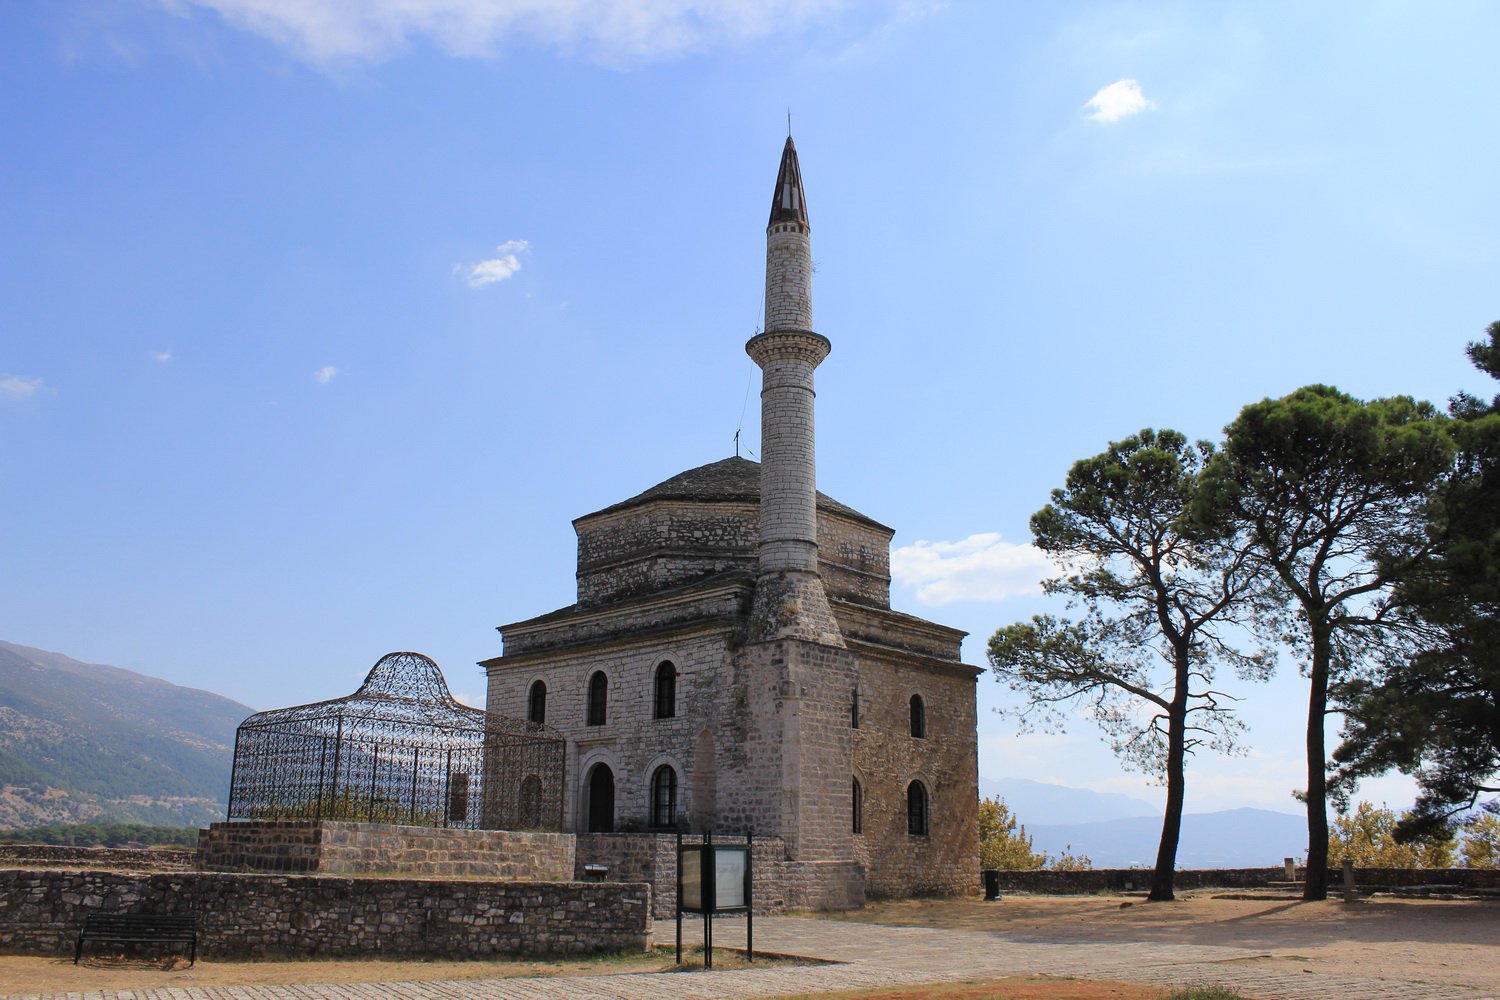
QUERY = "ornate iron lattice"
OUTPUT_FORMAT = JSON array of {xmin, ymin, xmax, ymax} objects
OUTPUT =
[{"xmin": 226, "ymin": 651, "xmax": 565, "ymax": 831}]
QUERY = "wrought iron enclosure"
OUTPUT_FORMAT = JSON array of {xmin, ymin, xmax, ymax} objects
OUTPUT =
[{"xmin": 227, "ymin": 651, "xmax": 565, "ymax": 831}]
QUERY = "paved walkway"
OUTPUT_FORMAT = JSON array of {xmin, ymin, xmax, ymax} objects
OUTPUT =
[{"xmin": 10, "ymin": 914, "xmax": 1494, "ymax": 1000}]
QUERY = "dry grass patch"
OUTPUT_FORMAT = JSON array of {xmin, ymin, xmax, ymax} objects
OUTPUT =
[{"xmin": 0, "ymin": 944, "xmax": 809, "ymax": 996}]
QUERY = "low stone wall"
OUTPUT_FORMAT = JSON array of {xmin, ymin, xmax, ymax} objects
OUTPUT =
[
  {"xmin": 0, "ymin": 845, "xmax": 194, "ymax": 872},
  {"xmin": 1342, "ymin": 867, "xmax": 1500, "ymax": 890},
  {"xmin": 197, "ymin": 821, "xmax": 574, "ymax": 880},
  {"xmin": 575, "ymin": 834, "xmax": 794, "ymax": 917},
  {"xmin": 0, "ymin": 870, "xmax": 651, "ymax": 958},
  {"xmin": 988, "ymin": 866, "xmax": 1500, "ymax": 894}
]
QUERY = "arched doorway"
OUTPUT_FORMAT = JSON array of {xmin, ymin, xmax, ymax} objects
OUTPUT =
[{"xmin": 586, "ymin": 763, "xmax": 615, "ymax": 833}]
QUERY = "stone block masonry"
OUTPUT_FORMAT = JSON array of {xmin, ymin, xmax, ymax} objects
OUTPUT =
[
  {"xmin": 0, "ymin": 870, "xmax": 651, "ymax": 958},
  {"xmin": 196, "ymin": 820, "xmax": 575, "ymax": 880},
  {"xmin": 0, "ymin": 845, "xmax": 194, "ymax": 872},
  {"xmin": 575, "ymin": 833, "xmax": 791, "ymax": 918}
]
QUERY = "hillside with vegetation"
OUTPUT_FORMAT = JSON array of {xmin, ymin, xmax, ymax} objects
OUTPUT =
[{"xmin": 0, "ymin": 640, "xmax": 253, "ymax": 829}]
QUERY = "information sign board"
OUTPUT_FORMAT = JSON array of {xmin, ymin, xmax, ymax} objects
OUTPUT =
[
  {"xmin": 680, "ymin": 844, "xmax": 704, "ymax": 913},
  {"xmin": 713, "ymin": 846, "xmax": 749, "ymax": 912}
]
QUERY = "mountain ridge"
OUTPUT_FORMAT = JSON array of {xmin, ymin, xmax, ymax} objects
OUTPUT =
[{"xmin": 0, "ymin": 639, "xmax": 253, "ymax": 829}]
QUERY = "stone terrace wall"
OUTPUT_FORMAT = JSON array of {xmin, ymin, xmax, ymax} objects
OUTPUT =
[
  {"xmin": 0, "ymin": 870, "xmax": 651, "ymax": 958},
  {"xmin": 197, "ymin": 821, "xmax": 574, "ymax": 880},
  {"xmin": 989, "ymin": 867, "xmax": 1500, "ymax": 894},
  {"xmin": 0, "ymin": 845, "xmax": 194, "ymax": 871}
]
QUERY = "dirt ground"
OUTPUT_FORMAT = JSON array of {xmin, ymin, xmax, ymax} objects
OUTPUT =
[
  {"xmin": 769, "ymin": 977, "xmax": 1170, "ymax": 1000},
  {"xmin": 840, "ymin": 890, "xmax": 1500, "ymax": 995},
  {"xmin": 3, "ymin": 892, "xmax": 1497, "ymax": 998},
  {"xmin": 0, "ymin": 944, "xmax": 791, "ymax": 996}
]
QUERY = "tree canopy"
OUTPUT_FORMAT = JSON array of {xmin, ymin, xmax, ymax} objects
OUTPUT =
[
  {"xmin": 1334, "ymin": 322, "xmax": 1500, "ymax": 840},
  {"xmin": 1199, "ymin": 385, "xmax": 1453, "ymax": 899},
  {"xmin": 989, "ymin": 429, "xmax": 1268, "ymax": 900}
]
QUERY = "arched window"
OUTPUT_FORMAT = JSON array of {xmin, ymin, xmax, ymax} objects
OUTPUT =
[
  {"xmin": 650, "ymin": 765, "xmax": 678, "ymax": 829},
  {"xmin": 586, "ymin": 763, "xmax": 614, "ymax": 833},
  {"xmin": 909, "ymin": 694, "xmax": 926, "ymax": 739},
  {"xmin": 527, "ymin": 680, "xmax": 547, "ymax": 725},
  {"xmin": 852, "ymin": 778, "xmax": 863, "ymax": 835},
  {"xmin": 906, "ymin": 780, "xmax": 929, "ymax": 836},
  {"xmin": 587, "ymin": 672, "xmax": 608, "ymax": 726},
  {"xmin": 654, "ymin": 661, "xmax": 677, "ymax": 720},
  {"xmin": 851, "ymin": 689, "xmax": 860, "ymax": 729},
  {"xmin": 518, "ymin": 774, "xmax": 542, "ymax": 828}
]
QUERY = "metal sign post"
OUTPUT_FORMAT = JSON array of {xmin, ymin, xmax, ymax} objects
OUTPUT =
[{"xmin": 675, "ymin": 830, "xmax": 754, "ymax": 968}]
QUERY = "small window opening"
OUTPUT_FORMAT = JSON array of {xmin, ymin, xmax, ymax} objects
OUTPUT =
[
  {"xmin": 527, "ymin": 680, "xmax": 547, "ymax": 725},
  {"xmin": 654, "ymin": 661, "xmax": 677, "ymax": 720},
  {"xmin": 587, "ymin": 672, "xmax": 607, "ymax": 727},
  {"xmin": 907, "ymin": 780, "xmax": 929, "ymax": 836},
  {"xmin": 651, "ymin": 765, "xmax": 678, "ymax": 829}
]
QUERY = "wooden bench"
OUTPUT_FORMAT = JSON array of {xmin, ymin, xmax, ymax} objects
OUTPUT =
[{"xmin": 74, "ymin": 912, "xmax": 198, "ymax": 965}]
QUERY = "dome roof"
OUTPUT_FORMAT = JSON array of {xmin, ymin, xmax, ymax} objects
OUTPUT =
[{"xmin": 578, "ymin": 456, "xmax": 890, "ymax": 531}]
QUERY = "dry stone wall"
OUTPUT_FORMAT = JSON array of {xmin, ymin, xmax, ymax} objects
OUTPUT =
[{"xmin": 0, "ymin": 870, "xmax": 651, "ymax": 958}]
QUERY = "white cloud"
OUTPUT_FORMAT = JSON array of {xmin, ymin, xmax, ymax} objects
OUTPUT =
[
  {"xmin": 314, "ymin": 365, "xmax": 337, "ymax": 384},
  {"xmin": 891, "ymin": 532, "xmax": 1055, "ymax": 605},
  {"xmin": 167, "ymin": 0, "xmax": 857, "ymax": 66},
  {"xmin": 151, "ymin": 350, "xmax": 173, "ymax": 363},
  {"xmin": 0, "ymin": 375, "xmax": 43, "ymax": 398},
  {"xmin": 1084, "ymin": 78, "xmax": 1155, "ymax": 123},
  {"xmin": 465, "ymin": 240, "xmax": 530, "ymax": 288}
]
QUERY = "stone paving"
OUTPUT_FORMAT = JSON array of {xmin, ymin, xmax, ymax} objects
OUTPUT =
[{"xmin": 7, "ymin": 914, "xmax": 1494, "ymax": 1000}]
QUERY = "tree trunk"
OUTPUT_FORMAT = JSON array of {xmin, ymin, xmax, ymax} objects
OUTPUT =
[
  {"xmin": 1149, "ymin": 649, "xmax": 1191, "ymax": 902},
  {"xmin": 1303, "ymin": 628, "xmax": 1331, "ymax": 901}
]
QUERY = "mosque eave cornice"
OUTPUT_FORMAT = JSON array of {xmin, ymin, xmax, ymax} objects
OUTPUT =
[
  {"xmin": 830, "ymin": 597, "xmax": 970, "ymax": 644},
  {"xmin": 494, "ymin": 571, "xmax": 755, "ymax": 637},
  {"xmin": 481, "ymin": 617, "xmax": 741, "ymax": 670}
]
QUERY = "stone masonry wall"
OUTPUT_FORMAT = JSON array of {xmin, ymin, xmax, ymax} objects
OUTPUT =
[
  {"xmin": 575, "ymin": 833, "xmax": 788, "ymax": 918},
  {"xmin": 196, "ymin": 822, "xmax": 574, "ymax": 880},
  {"xmin": 0, "ymin": 870, "xmax": 651, "ymax": 958},
  {"xmin": 819, "ymin": 516, "xmax": 892, "ymax": 608},
  {"xmin": 489, "ymin": 630, "xmax": 737, "ymax": 833},
  {"xmin": 575, "ymin": 504, "xmax": 759, "ymax": 608},
  {"xmin": 853, "ymin": 649, "xmax": 980, "ymax": 898},
  {"xmin": 0, "ymin": 845, "xmax": 193, "ymax": 872},
  {"xmin": 573, "ymin": 503, "xmax": 892, "ymax": 612},
  {"xmin": 988, "ymin": 867, "xmax": 1500, "ymax": 894}
]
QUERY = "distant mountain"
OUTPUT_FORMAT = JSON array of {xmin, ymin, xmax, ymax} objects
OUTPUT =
[
  {"xmin": 978, "ymin": 776, "xmax": 1158, "ymax": 825},
  {"xmin": 0, "ymin": 640, "xmax": 253, "ymax": 829},
  {"xmin": 1026, "ymin": 807, "xmax": 1308, "ymax": 869}
]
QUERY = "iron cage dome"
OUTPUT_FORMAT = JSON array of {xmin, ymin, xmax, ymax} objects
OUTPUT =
[{"xmin": 226, "ymin": 651, "xmax": 566, "ymax": 831}]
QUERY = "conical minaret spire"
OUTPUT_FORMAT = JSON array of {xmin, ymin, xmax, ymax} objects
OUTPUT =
[{"xmin": 746, "ymin": 137, "xmax": 843, "ymax": 646}]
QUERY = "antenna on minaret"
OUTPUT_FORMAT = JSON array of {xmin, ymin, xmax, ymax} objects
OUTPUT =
[{"xmin": 787, "ymin": 109, "xmax": 792, "ymax": 137}]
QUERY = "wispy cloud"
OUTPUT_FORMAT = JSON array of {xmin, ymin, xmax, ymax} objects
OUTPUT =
[
  {"xmin": 1084, "ymin": 78, "xmax": 1155, "ymax": 123},
  {"xmin": 150, "ymin": 350, "xmax": 173, "ymax": 363},
  {"xmin": 314, "ymin": 365, "xmax": 337, "ymax": 384},
  {"xmin": 168, "ymin": 0, "xmax": 859, "ymax": 66},
  {"xmin": 891, "ymin": 532, "xmax": 1055, "ymax": 605},
  {"xmin": 464, "ymin": 240, "xmax": 530, "ymax": 288},
  {"xmin": 0, "ymin": 375, "xmax": 43, "ymax": 398}
]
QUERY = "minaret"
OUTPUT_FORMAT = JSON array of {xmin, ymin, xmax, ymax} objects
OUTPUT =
[{"xmin": 745, "ymin": 137, "xmax": 844, "ymax": 647}]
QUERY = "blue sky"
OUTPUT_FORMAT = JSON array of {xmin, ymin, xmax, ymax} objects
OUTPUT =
[{"xmin": 3, "ymin": 1, "xmax": 1496, "ymax": 818}]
